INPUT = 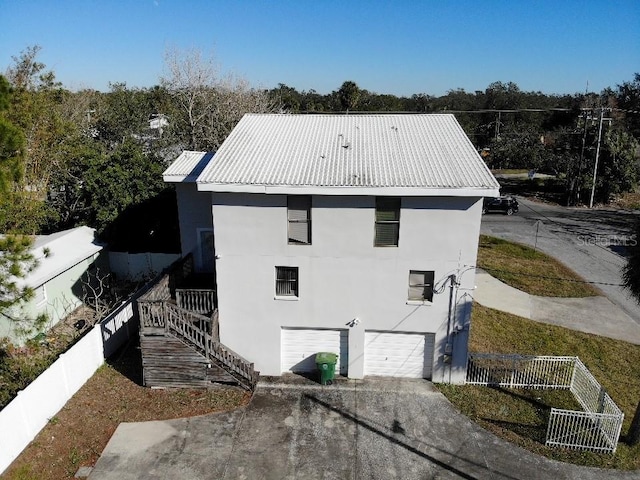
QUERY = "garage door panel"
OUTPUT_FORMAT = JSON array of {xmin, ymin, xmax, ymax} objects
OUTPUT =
[
  {"xmin": 364, "ymin": 331, "xmax": 435, "ymax": 379},
  {"xmin": 281, "ymin": 328, "xmax": 348, "ymax": 375}
]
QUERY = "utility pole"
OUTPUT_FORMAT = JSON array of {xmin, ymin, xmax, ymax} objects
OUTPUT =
[
  {"xmin": 575, "ymin": 110, "xmax": 590, "ymax": 205},
  {"xmin": 589, "ymin": 108, "xmax": 610, "ymax": 209}
]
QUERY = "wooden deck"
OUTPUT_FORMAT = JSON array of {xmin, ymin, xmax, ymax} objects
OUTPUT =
[{"xmin": 137, "ymin": 254, "xmax": 257, "ymax": 390}]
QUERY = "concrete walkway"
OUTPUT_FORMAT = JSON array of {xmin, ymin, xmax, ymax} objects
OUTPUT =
[
  {"xmin": 87, "ymin": 378, "xmax": 638, "ymax": 480},
  {"xmin": 474, "ymin": 269, "xmax": 640, "ymax": 345}
]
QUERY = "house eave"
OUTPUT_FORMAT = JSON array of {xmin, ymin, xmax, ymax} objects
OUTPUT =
[
  {"xmin": 195, "ymin": 183, "xmax": 500, "ymax": 197},
  {"xmin": 163, "ymin": 174, "xmax": 198, "ymax": 183}
]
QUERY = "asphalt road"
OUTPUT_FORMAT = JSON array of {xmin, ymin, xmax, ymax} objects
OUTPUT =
[{"xmin": 480, "ymin": 196, "xmax": 640, "ymax": 325}]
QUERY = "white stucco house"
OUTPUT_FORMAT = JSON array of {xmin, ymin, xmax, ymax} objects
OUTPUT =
[
  {"xmin": 163, "ymin": 113, "xmax": 499, "ymax": 384},
  {"xmin": 0, "ymin": 226, "xmax": 106, "ymax": 343}
]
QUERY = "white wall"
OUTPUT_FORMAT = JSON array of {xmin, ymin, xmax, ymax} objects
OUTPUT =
[
  {"xmin": 109, "ymin": 252, "xmax": 181, "ymax": 281},
  {"xmin": 0, "ymin": 252, "xmax": 106, "ymax": 344},
  {"xmin": 175, "ymin": 183, "xmax": 213, "ymax": 271},
  {"xmin": 211, "ymin": 193, "xmax": 482, "ymax": 383}
]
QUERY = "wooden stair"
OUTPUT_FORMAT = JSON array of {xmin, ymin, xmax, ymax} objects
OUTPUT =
[{"xmin": 137, "ymin": 256, "xmax": 259, "ymax": 391}]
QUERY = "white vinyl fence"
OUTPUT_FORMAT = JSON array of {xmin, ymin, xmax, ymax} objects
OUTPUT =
[
  {"xmin": 109, "ymin": 251, "xmax": 180, "ymax": 281},
  {"xmin": 466, "ymin": 353, "xmax": 624, "ymax": 453},
  {"xmin": 0, "ymin": 297, "xmax": 138, "ymax": 474}
]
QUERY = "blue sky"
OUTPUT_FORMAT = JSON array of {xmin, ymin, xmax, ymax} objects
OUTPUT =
[{"xmin": 1, "ymin": 0, "xmax": 638, "ymax": 96}]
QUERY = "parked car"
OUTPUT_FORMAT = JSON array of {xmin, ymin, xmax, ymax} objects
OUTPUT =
[{"xmin": 482, "ymin": 196, "xmax": 519, "ymax": 215}]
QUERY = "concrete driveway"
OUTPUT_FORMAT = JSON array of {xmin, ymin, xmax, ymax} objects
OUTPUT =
[{"xmin": 87, "ymin": 378, "xmax": 636, "ymax": 480}]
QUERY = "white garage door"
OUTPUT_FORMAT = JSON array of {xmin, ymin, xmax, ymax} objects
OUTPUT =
[
  {"xmin": 364, "ymin": 331, "xmax": 435, "ymax": 379},
  {"xmin": 281, "ymin": 328, "xmax": 348, "ymax": 375}
]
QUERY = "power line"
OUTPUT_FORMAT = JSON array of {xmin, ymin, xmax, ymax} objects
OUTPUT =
[
  {"xmin": 437, "ymin": 108, "xmax": 575, "ymax": 114},
  {"xmin": 439, "ymin": 107, "xmax": 639, "ymax": 115}
]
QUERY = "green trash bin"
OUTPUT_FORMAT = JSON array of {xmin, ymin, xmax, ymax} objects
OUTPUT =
[{"xmin": 316, "ymin": 352, "xmax": 338, "ymax": 385}]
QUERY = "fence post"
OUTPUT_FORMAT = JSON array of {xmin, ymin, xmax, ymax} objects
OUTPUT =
[{"xmin": 597, "ymin": 387, "xmax": 606, "ymax": 414}]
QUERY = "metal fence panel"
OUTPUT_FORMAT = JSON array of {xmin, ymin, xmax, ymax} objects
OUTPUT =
[
  {"xmin": 466, "ymin": 354, "xmax": 574, "ymax": 389},
  {"xmin": 546, "ymin": 409, "xmax": 624, "ymax": 453},
  {"xmin": 466, "ymin": 353, "xmax": 624, "ymax": 454}
]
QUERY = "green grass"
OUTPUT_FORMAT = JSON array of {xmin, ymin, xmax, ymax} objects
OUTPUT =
[
  {"xmin": 438, "ymin": 304, "xmax": 640, "ymax": 469},
  {"xmin": 477, "ymin": 235, "xmax": 600, "ymax": 297}
]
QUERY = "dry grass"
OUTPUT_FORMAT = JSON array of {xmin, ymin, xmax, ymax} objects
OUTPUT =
[
  {"xmin": 2, "ymin": 340, "xmax": 250, "ymax": 480},
  {"xmin": 491, "ymin": 169, "xmax": 530, "ymax": 175},
  {"xmin": 439, "ymin": 304, "xmax": 640, "ymax": 469},
  {"xmin": 611, "ymin": 192, "xmax": 640, "ymax": 210},
  {"xmin": 477, "ymin": 235, "xmax": 600, "ymax": 297}
]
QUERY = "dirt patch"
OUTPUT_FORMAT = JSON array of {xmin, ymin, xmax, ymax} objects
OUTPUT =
[{"xmin": 2, "ymin": 339, "xmax": 251, "ymax": 480}]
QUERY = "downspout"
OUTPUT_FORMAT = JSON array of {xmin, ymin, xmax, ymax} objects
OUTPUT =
[{"xmin": 444, "ymin": 274, "xmax": 457, "ymax": 383}]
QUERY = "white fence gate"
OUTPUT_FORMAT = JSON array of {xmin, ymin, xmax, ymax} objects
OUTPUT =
[{"xmin": 466, "ymin": 354, "xmax": 624, "ymax": 453}]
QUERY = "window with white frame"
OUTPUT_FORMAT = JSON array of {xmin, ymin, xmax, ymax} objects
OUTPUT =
[
  {"xmin": 34, "ymin": 285, "xmax": 47, "ymax": 307},
  {"xmin": 276, "ymin": 266, "xmax": 299, "ymax": 297},
  {"xmin": 374, "ymin": 197, "xmax": 400, "ymax": 247},
  {"xmin": 408, "ymin": 270, "xmax": 434, "ymax": 302},
  {"xmin": 288, "ymin": 196, "xmax": 311, "ymax": 245}
]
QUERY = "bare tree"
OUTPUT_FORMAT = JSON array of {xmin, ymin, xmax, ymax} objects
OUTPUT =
[{"xmin": 161, "ymin": 47, "xmax": 275, "ymax": 151}]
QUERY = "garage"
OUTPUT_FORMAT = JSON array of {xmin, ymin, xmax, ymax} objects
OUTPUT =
[
  {"xmin": 364, "ymin": 331, "xmax": 435, "ymax": 379},
  {"xmin": 281, "ymin": 328, "xmax": 348, "ymax": 375}
]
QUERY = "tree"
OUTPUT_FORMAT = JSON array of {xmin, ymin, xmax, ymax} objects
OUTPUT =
[
  {"xmin": 45, "ymin": 135, "xmax": 104, "ymax": 230},
  {"xmin": 81, "ymin": 140, "xmax": 166, "ymax": 237},
  {"xmin": 337, "ymin": 81, "xmax": 361, "ymax": 111},
  {"xmin": 486, "ymin": 124, "xmax": 550, "ymax": 171},
  {"xmin": 616, "ymin": 73, "xmax": 640, "ymax": 141},
  {"xmin": 596, "ymin": 128, "xmax": 639, "ymax": 202},
  {"xmin": 0, "ymin": 75, "xmax": 24, "ymax": 197},
  {"xmin": 3, "ymin": 46, "xmax": 77, "ymax": 232},
  {"xmin": 161, "ymin": 47, "xmax": 274, "ymax": 151},
  {"xmin": 270, "ymin": 83, "xmax": 302, "ymax": 112},
  {"xmin": 0, "ymin": 235, "xmax": 35, "ymax": 308}
]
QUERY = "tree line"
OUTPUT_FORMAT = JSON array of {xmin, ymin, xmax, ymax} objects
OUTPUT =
[
  {"xmin": 1, "ymin": 45, "xmax": 640, "ymax": 317},
  {"xmin": 1, "ymin": 47, "xmax": 638, "ymax": 243}
]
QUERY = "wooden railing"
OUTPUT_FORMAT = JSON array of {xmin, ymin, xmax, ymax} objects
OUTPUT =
[
  {"xmin": 176, "ymin": 289, "xmax": 216, "ymax": 315},
  {"xmin": 139, "ymin": 301, "xmax": 167, "ymax": 329},
  {"xmin": 164, "ymin": 302, "xmax": 258, "ymax": 390},
  {"xmin": 139, "ymin": 273, "xmax": 171, "ymax": 303},
  {"xmin": 135, "ymin": 254, "xmax": 257, "ymax": 389}
]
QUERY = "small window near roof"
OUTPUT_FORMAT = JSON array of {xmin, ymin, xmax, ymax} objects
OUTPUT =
[
  {"xmin": 374, "ymin": 197, "xmax": 400, "ymax": 247},
  {"xmin": 34, "ymin": 285, "xmax": 47, "ymax": 307},
  {"xmin": 276, "ymin": 266, "xmax": 299, "ymax": 297},
  {"xmin": 288, "ymin": 196, "xmax": 311, "ymax": 245},
  {"xmin": 408, "ymin": 270, "xmax": 434, "ymax": 302}
]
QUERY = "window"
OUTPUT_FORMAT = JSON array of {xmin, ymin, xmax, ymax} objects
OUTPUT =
[
  {"xmin": 408, "ymin": 270, "xmax": 434, "ymax": 302},
  {"xmin": 276, "ymin": 266, "xmax": 299, "ymax": 297},
  {"xmin": 197, "ymin": 228, "xmax": 215, "ymax": 272},
  {"xmin": 288, "ymin": 196, "xmax": 311, "ymax": 244},
  {"xmin": 34, "ymin": 285, "xmax": 47, "ymax": 308},
  {"xmin": 374, "ymin": 197, "xmax": 400, "ymax": 247}
]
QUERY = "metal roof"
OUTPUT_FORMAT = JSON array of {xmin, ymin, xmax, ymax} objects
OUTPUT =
[
  {"xmin": 163, "ymin": 151, "xmax": 214, "ymax": 183},
  {"xmin": 166, "ymin": 114, "xmax": 499, "ymax": 196},
  {"xmin": 23, "ymin": 226, "xmax": 104, "ymax": 288}
]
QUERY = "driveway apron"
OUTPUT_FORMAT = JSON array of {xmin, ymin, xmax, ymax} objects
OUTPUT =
[{"xmin": 88, "ymin": 378, "xmax": 638, "ymax": 480}]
